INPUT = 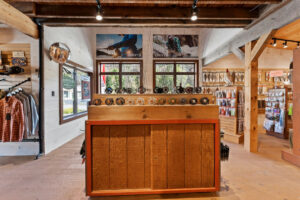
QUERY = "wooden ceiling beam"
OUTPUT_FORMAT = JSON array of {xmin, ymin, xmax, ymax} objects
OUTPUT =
[
  {"xmin": 0, "ymin": 0, "xmax": 38, "ymax": 38},
  {"xmin": 40, "ymin": 18, "xmax": 251, "ymax": 28},
  {"xmin": 23, "ymin": 5, "xmax": 258, "ymax": 20},
  {"xmin": 5, "ymin": 0, "xmax": 282, "ymax": 6}
]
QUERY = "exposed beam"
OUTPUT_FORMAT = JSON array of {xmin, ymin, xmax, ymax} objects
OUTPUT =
[
  {"xmin": 39, "ymin": 18, "xmax": 251, "ymax": 27},
  {"xmin": 0, "ymin": 0, "xmax": 38, "ymax": 38},
  {"xmin": 231, "ymin": 47, "xmax": 245, "ymax": 61},
  {"xmin": 21, "ymin": 5, "xmax": 258, "ymax": 20},
  {"xmin": 5, "ymin": 0, "xmax": 282, "ymax": 6},
  {"xmin": 202, "ymin": 0, "xmax": 299, "ymax": 65},
  {"xmin": 249, "ymin": 30, "xmax": 275, "ymax": 62}
]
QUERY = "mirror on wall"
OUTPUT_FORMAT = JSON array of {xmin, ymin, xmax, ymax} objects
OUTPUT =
[{"xmin": 49, "ymin": 42, "xmax": 71, "ymax": 64}]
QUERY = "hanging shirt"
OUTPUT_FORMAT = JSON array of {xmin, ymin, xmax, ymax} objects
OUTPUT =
[
  {"xmin": 0, "ymin": 96, "xmax": 24, "ymax": 142},
  {"xmin": 15, "ymin": 94, "xmax": 29, "ymax": 138},
  {"xmin": 19, "ymin": 93, "xmax": 32, "ymax": 135}
]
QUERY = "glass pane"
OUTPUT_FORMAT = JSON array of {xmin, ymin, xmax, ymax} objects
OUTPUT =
[
  {"xmin": 122, "ymin": 63, "xmax": 140, "ymax": 72},
  {"xmin": 176, "ymin": 75, "xmax": 195, "ymax": 87},
  {"xmin": 62, "ymin": 66, "xmax": 75, "ymax": 117},
  {"xmin": 155, "ymin": 75, "xmax": 174, "ymax": 88},
  {"xmin": 100, "ymin": 75, "xmax": 119, "ymax": 93},
  {"xmin": 100, "ymin": 63, "xmax": 119, "ymax": 72},
  {"xmin": 77, "ymin": 71, "xmax": 90, "ymax": 113},
  {"xmin": 176, "ymin": 63, "xmax": 194, "ymax": 72},
  {"xmin": 122, "ymin": 75, "xmax": 140, "ymax": 93},
  {"xmin": 155, "ymin": 63, "xmax": 174, "ymax": 72}
]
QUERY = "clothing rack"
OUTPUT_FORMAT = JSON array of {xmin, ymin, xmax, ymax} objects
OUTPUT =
[{"xmin": 8, "ymin": 77, "xmax": 31, "ymax": 91}]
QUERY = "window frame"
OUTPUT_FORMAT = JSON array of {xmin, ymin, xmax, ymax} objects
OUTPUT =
[
  {"xmin": 96, "ymin": 60, "xmax": 143, "ymax": 94},
  {"xmin": 59, "ymin": 64, "xmax": 92, "ymax": 124},
  {"xmin": 153, "ymin": 60, "xmax": 199, "ymax": 89}
]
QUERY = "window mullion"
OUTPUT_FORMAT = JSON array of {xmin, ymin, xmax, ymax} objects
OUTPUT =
[{"xmin": 74, "ymin": 70, "xmax": 78, "ymax": 114}]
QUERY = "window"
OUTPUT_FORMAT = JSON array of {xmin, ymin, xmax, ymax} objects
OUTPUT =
[
  {"xmin": 153, "ymin": 61, "xmax": 198, "ymax": 89},
  {"xmin": 97, "ymin": 61, "xmax": 143, "ymax": 94},
  {"xmin": 60, "ymin": 65, "xmax": 91, "ymax": 124}
]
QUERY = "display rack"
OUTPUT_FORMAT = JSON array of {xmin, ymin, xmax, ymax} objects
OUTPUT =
[
  {"xmin": 264, "ymin": 87, "xmax": 288, "ymax": 139},
  {"xmin": 216, "ymin": 86, "xmax": 244, "ymax": 143}
]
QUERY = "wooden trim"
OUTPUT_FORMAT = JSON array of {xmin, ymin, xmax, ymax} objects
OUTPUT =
[
  {"xmin": 85, "ymin": 119, "xmax": 220, "ymax": 196},
  {"xmin": 96, "ymin": 60, "xmax": 143, "ymax": 94},
  {"xmin": 59, "ymin": 64, "xmax": 91, "ymax": 124}
]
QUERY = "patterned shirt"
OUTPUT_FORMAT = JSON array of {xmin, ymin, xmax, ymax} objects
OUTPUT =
[{"xmin": 0, "ymin": 96, "xmax": 24, "ymax": 142}]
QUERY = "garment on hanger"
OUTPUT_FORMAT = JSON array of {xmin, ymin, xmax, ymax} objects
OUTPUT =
[
  {"xmin": 0, "ymin": 96, "xmax": 24, "ymax": 142},
  {"xmin": 15, "ymin": 93, "xmax": 30, "ymax": 138}
]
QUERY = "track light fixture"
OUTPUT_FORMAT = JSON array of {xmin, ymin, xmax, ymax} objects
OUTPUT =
[
  {"xmin": 191, "ymin": 0, "xmax": 198, "ymax": 21},
  {"xmin": 96, "ymin": 0, "xmax": 103, "ymax": 21},
  {"xmin": 272, "ymin": 38, "xmax": 300, "ymax": 49},
  {"xmin": 283, "ymin": 41, "xmax": 288, "ymax": 48}
]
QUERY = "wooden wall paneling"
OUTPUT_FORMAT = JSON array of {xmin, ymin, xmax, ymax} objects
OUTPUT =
[
  {"xmin": 185, "ymin": 124, "xmax": 202, "ymax": 188},
  {"xmin": 109, "ymin": 125, "xmax": 128, "ymax": 189},
  {"xmin": 151, "ymin": 125, "xmax": 167, "ymax": 189},
  {"xmin": 88, "ymin": 105, "xmax": 219, "ymax": 121},
  {"xmin": 144, "ymin": 125, "xmax": 151, "ymax": 188},
  {"xmin": 92, "ymin": 125, "xmax": 110, "ymax": 190},
  {"xmin": 127, "ymin": 125, "xmax": 145, "ymax": 189},
  {"xmin": 167, "ymin": 124, "xmax": 185, "ymax": 189},
  {"xmin": 201, "ymin": 124, "xmax": 215, "ymax": 187}
]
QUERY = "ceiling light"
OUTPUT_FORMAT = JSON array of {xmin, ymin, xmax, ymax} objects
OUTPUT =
[
  {"xmin": 95, "ymin": 0, "xmax": 103, "ymax": 21},
  {"xmin": 283, "ymin": 41, "xmax": 288, "ymax": 49},
  {"xmin": 191, "ymin": 12, "xmax": 197, "ymax": 21},
  {"xmin": 96, "ymin": 10, "xmax": 103, "ymax": 21},
  {"xmin": 272, "ymin": 39, "xmax": 277, "ymax": 47}
]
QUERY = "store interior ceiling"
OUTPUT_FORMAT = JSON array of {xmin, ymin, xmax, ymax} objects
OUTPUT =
[{"xmin": 5, "ymin": 0, "xmax": 283, "ymax": 27}]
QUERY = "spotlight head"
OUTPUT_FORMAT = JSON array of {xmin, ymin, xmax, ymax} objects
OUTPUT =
[
  {"xmin": 283, "ymin": 41, "xmax": 288, "ymax": 49},
  {"xmin": 191, "ymin": 12, "xmax": 197, "ymax": 21},
  {"xmin": 272, "ymin": 39, "xmax": 277, "ymax": 47},
  {"xmin": 96, "ymin": 10, "xmax": 103, "ymax": 21}
]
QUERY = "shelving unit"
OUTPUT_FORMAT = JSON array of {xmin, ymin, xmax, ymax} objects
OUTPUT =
[
  {"xmin": 216, "ymin": 86, "xmax": 244, "ymax": 143},
  {"xmin": 264, "ymin": 88, "xmax": 289, "ymax": 139}
]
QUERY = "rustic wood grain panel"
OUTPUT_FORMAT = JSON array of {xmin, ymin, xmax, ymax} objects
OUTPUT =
[
  {"xmin": 127, "ymin": 125, "xmax": 145, "ymax": 188},
  {"xmin": 92, "ymin": 125, "xmax": 110, "ymax": 190},
  {"xmin": 151, "ymin": 125, "xmax": 167, "ymax": 189},
  {"xmin": 201, "ymin": 124, "xmax": 215, "ymax": 187},
  {"xmin": 167, "ymin": 124, "xmax": 185, "ymax": 188},
  {"xmin": 88, "ymin": 105, "xmax": 219, "ymax": 121},
  {"xmin": 185, "ymin": 124, "xmax": 202, "ymax": 188},
  {"xmin": 109, "ymin": 125, "xmax": 127, "ymax": 189},
  {"xmin": 144, "ymin": 125, "xmax": 151, "ymax": 188}
]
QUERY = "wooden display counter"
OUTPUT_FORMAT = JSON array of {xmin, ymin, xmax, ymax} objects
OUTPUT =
[{"xmin": 86, "ymin": 105, "xmax": 220, "ymax": 197}]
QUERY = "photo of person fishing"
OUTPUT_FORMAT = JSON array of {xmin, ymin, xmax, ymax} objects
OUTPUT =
[{"xmin": 96, "ymin": 34, "xmax": 142, "ymax": 58}]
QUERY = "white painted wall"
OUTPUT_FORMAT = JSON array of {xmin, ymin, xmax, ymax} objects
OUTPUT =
[
  {"xmin": 0, "ymin": 26, "xmax": 40, "ymax": 156},
  {"xmin": 43, "ymin": 26, "xmax": 93, "ymax": 154},
  {"xmin": 91, "ymin": 27, "xmax": 210, "ymax": 91},
  {"xmin": 205, "ymin": 47, "xmax": 293, "ymax": 69}
]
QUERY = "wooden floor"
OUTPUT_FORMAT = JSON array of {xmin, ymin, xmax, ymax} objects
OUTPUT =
[{"xmin": 0, "ymin": 133, "xmax": 300, "ymax": 200}]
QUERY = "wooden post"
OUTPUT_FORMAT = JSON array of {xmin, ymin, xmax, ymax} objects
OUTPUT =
[
  {"xmin": 244, "ymin": 43, "xmax": 259, "ymax": 152},
  {"xmin": 244, "ymin": 31, "xmax": 275, "ymax": 152},
  {"xmin": 0, "ymin": 0, "xmax": 38, "ymax": 38}
]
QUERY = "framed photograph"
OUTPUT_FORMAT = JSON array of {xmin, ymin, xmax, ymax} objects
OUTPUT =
[
  {"xmin": 81, "ymin": 80, "xmax": 91, "ymax": 100},
  {"xmin": 153, "ymin": 34, "xmax": 198, "ymax": 58},
  {"xmin": 96, "ymin": 34, "xmax": 142, "ymax": 58}
]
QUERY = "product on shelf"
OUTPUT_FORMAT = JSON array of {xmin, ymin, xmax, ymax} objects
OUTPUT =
[{"xmin": 264, "ymin": 88, "xmax": 287, "ymax": 138}]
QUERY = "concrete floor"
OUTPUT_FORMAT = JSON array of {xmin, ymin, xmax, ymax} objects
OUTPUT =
[{"xmin": 0, "ymin": 134, "xmax": 300, "ymax": 200}]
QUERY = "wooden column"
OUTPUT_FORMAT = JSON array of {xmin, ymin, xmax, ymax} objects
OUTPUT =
[
  {"xmin": 244, "ymin": 31, "xmax": 274, "ymax": 152},
  {"xmin": 292, "ymin": 49, "xmax": 300, "ymax": 156},
  {"xmin": 244, "ymin": 42, "xmax": 258, "ymax": 152},
  {"xmin": 281, "ymin": 48, "xmax": 300, "ymax": 167}
]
